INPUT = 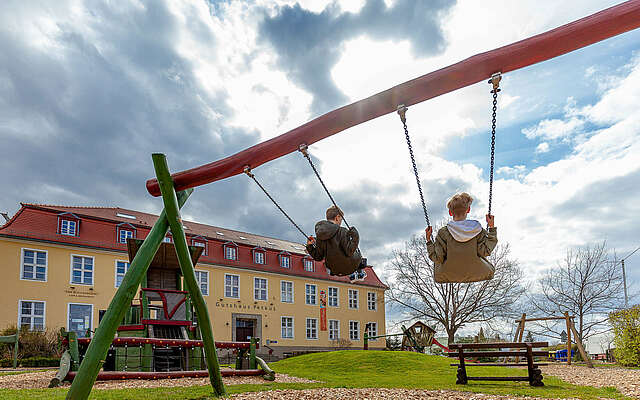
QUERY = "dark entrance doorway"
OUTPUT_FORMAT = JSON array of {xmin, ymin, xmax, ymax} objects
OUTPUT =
[{"xmin": 235, "ymin": 319, "xmax": 255, "ymax": 342}]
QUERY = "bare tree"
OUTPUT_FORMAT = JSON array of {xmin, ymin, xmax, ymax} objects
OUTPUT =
[
  {"xmin": 388, "ymin": 236, "xmax": 526, "ymax": 343},
  {"xmin": 528, "ymin": 242, "xmax": 624, "ymax": 343}
]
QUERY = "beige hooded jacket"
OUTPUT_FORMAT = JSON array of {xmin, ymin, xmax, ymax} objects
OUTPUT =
[{"xmin": 426, "ymin": 220, "xmax": 497, "ymax": 283}]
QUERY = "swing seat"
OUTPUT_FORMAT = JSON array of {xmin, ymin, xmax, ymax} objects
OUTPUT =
[{"xmin": 432, "ymin": 227, "xmax": 495, "ymax": 283}]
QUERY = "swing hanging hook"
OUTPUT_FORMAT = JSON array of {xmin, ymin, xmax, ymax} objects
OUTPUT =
[
  {"xmin": 243, "ymin": 166, "xmax": 254, "ymax": 178},
  {"xmin": 488, "ymin": 72, "xmax": 502, "ymax": 94},
  {"xmin": 298, "ymin": 143, "xmax": 309, "ymax": 158},
  {"xmin": 397, "ymin": 104, "xmax": 408, "ymax": 124}
]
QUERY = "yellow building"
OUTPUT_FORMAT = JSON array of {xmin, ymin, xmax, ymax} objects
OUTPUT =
[{"xmin": 0, "ymin": 204, "xmax": 387, "ymax": 357}]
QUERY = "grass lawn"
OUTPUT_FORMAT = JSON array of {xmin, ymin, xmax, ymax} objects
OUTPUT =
[{"xmin": 0, "ymin": 351, "xmax": 630, "ymax": 399}]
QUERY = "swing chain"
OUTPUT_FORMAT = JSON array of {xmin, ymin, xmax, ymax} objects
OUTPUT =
[
  {"xmin": 298, "ymin": 143, "xmax": 351, "ymax": 229},
  {"xmin": 397, "ymin": 104, "xmax": 430, "ymax": 226},
  {"xmin": 244, "ymin": 166, "xmax": 309, "ymax": 240},
  {"xmin": 487, "ymin": 72, "xmax": 501, "ymax": 217}
]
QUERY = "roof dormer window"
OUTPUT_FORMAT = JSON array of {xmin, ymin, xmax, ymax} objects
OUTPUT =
[
  {"xmin": 253, "ymin": 247, "xmax": 266, "ymax": 265},
  {"xmin": 117, "ymin": 223, "xmax": 136, "ymax": 244},
  {"xmin": 57, "ymin": 212, "xmax": 80, "ymax": 237},
  {"xmin": 192, "ymin": 236, "xmax": 207, "ymax": 256},
  {"xmin": 224, "ymin": 242, "xmax": 238, "ymax": 261}
]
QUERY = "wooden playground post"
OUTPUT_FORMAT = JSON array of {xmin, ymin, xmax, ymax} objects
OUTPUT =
[
  {"xmin": 153, "ymin": 153, "xmax": 225, "ymax": 396},
  {"xmin": 565, "ymin": 312, "xmax": 572, "ymax": 365},
  {"xmin": 66, "ymin": 189, "xmax": 193, "ymax": 400},
  {"xmin": 513, "ymin": 313, "xmax": 526, "ymax": 363}
]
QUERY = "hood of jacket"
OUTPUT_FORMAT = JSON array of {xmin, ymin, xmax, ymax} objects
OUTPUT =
[
  {"xmin": 315, "ymin": 220, "xmax": 340, "ymax": 240},
  {"xmin": 447, "ymin": 219, "xmax": 482, "ymax": 242}
]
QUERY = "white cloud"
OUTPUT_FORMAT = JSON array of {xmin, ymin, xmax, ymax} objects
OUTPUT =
[
  {"xmin": 522, "ymin": 116, "xmax": 584, "ymax": 140},
  {"xmin": 535, "ymin": 142, "xmax": 550, "ymax": 153}
]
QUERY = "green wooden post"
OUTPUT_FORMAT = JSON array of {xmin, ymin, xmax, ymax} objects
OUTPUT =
[
  {"xmin": 249, "ymin": 338, "xmax": 257, "ymax": 369},
  {"xmin": 66, "ymin": 189, "xmax": 192, "ymax": 400},
  {"xmin": 363, "ymin": 332, "xmax": 369, "ymax": 350},
  {"xmin": 12, "ymin": 331, "xmax": 19, "ymax": 369},
  {"xmin": 153, "ymin": 153, "xmax": 225, "ymax": 397}
]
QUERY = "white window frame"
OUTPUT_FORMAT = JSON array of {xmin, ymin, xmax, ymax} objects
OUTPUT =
[
  {"xmin": 20, "ymin": 248, "xmax": 48, "ymax": 282},
  {"xmin": 305, "ymin": 284, "xmax": 317, "ymax": 305},
  {"xmin": 253, "ymin": 250, "xmax": 265, "ymax": 265},
  {"xmin": 224, "ymin": 273, "xmax": 240, "ymax": 298},
  {"xmin": 60, "ymin": 219, "xmax": 77, "ymax": 236},
  {"xmin": 224, "ymin": 244, "xmax": 238, "ymax": 260},
  {"xmin": 328, "ymin": 319, "xmax": 340, "ymax": 341},
  {"xmin": 118, "ymin": 229, "xmax": 134, "ymax": 244},
  {"xmin": 254, "ymin": 277, "xmax": 268, "ymax": 301},
  {"xmin": 279, "ymin": 253, "xmax": 291, "ymax": 268},
  {"xmin": 192, "ymin": 239, "xmax": 207, "ymax": 256},
  {"xmin": 367, "ymin": 292, "xmax": 377, "ymax": 311},
  {"xmin": 67, "ymin": 302, "xmax": 94, "ymax": 338},
  {"xmin": 366, "ymin": 322, "xmax": 378, "ymax": 340},
  {"xmin": 327, "ymin": 286, "xmax": 339, "ymax": 307},
  {"xmin": 280, "ymin": 280, "xmax": 294, "ymax": 303},
  {"xmin": 114, "ymin": 260, "xmax": 130, "ymax": 288},
  {"xmin": 163, "ymin": 236, "xmax": 172, "ymax": 243},
  {"xmin": 349, "ymin": 320, "xmax": 360, "ymax": 341},
  {"xmin": 348, "ymin": 289, "xmax": 359, "ymax": 309},
  {"xmin": 303, "ymin": 258, "xmax": 314, "ymax": 272},
  {"xmin": 70, "ymin": 254, "xmax": 94, "ymax": 286},
  {"xmin": 281, "ymin": 316, "xmax": 294, "ymax": 339},
  {"xmin": 306, "ymin": 318, "xmax": 318, "ymax": 340},
  {"xmin": 195, "ymin": 270, "xmax": 209, "ymax": 296},
  {"xmin": 18, "ymin": 300, "xmax": 46, "ymax": 331}
]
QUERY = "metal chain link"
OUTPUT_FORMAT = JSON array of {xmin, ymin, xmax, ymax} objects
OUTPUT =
[
  {"xmin": 299, "ymin": 146, "xmax": 351, "ymax": 230},
  {"xmin": 398, "ymin": 105, "xmax": 430, "ymax": 226},
  {"xmin": 244, "ymin": 168, "xmax": 309, "ymax": 240},
  {"xmin": 487, "ymin": 73, "xmax": 501, "ymax": 217}
]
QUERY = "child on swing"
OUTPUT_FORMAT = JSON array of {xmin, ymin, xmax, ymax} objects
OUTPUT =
[
  {"xmin": 425, "ymin": 192, "xmax": 497, "ymax": 283},
  {"xmin": 306, "ymin": 205, "xmax": 367, "ymax": 281}
]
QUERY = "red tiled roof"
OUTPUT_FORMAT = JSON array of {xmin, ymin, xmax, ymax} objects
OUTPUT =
[{"xmin": 0, "ymin": 203, "xmax": 388, "ymax": 289}]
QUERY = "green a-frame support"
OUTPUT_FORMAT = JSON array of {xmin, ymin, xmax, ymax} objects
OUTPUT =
[{"xmin": 65, "ymin": 154, "xmax": 225, "ymax": 399}]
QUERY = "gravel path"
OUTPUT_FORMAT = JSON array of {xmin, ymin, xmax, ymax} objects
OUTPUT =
[
  {"xmin": 541, "ymin": 364, "xmax": 640, "ymax": 398},
  {"xmin": 229, "ymin": 388, "xmax": 580, "ymax": 400},
  {"xmin": 0, "ymin": 369, "xmax": 315, "ymax": 390}
]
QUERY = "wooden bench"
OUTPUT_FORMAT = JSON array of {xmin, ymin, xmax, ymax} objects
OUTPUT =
[{"xmin": 448, "ymin": 342, "xmax": 548, "ymax": 386}]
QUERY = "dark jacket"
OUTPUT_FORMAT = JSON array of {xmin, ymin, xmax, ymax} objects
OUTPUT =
[{"xmin": 305, "ymin": 220, "xmax": 362, "ymax": 276}]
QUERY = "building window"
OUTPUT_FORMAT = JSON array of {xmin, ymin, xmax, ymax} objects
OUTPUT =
[
  {"xmin": 163, "ymin": 236, "xmax": 172, "ymax": 243},
  {"xmin": 195, "ymin": 270, "xmax": 209, "ymax": 295},
  {"xmin": 224, "ymin": 274, "xmax": 239, "ymax": 298},
  {"xmin": 68, "ymin": 303, "xmax": 93, "ymax": 338},
  {"xmin": 18, "ymin": 300, "xmax": 45, "ymax": 331},
  {"xmin": 192, "ymin": 239, "xmax": 207, "ymax": 256},
  {"xmin": 348, "ymin": 289, "xmax": 359, "ymax": 309},
  {"xmin": 306, "ymin": 318, "xmax": 318, "ymax": 339},
  {"xmin": 254, "ymin": 277, "xmax": 267, "ymax": 301},
  {"xmin": 281, "ymin": 316, "xmax": 294, "ymax": 339},
  {"xmin": 253, "ymin": 249, "xmax": 265, "ymax": 265},
  {"xmin": 224, "ymin": 243, "xmax": 237, "ymax": 260},
  {"xmin": 305, "ymin": 284, "xmax": 317, "ymax": 305},
  {"xmin": 21, "ymin": 249, "xmax": 47, "ymax": 281},
  {"xmin": 367, "ymin": 292, "xmax": 377, "ymax": 311},
  {"xmin": 279, "ymin": 253, "xmax": 290, "ymax": 268},
  {"xmin": 118, "ymin": 229, "xmax": 134, "ymax": 244},
  {"xmin": 281, "ymin": 281, "xmax": 293, "ymax": 303},
  {"xmin": 328, "ymin": 287, "xmax": 339, "ymax": 307},
  {"xmin": 349, "ymin": 320, "xmax": 360, "ymax": 341},
  {"xmin": 329, "ymin": 319, "xmax": 340, "ymax": 341},
  {"xmin": 366, "ymin": 322, "xmax": 378, "ymax": 340},
  {"xmin": 114, "ymin": 261, "xmax": 130, "ymax": 288},
  {"xmin": 303, "ymin": 258, "xmax": 314, "ymax": 272},
  {"xmin": 71, "ymin": 255, "xmax": 94, "ymax": 285},
  {"xmin": 60, "ymin": 219, "xmax": 77, "ymax": 236}
]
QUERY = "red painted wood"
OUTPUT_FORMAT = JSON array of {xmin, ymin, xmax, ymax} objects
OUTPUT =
[
  {"xmin": 65, "ymin": 369, "xmax": 264, "ymax": 381},
  {"xmin": 74, "ymin": 337, "xmax": 258, "ymax": 349},
  {"xmin": 145, "ymin": 0, "xmax": 640, "ymax": 196}
]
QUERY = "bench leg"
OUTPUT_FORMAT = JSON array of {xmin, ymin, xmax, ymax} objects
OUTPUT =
[
  {"xmin": 456, "ymin": 366, "xmax": 468, "ymax": 384},
  {"xmin": 530, "ymin": 367, "xmax": 544, "ymax": 386}
]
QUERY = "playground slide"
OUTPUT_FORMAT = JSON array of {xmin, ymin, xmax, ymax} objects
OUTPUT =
[{"xmin": 432, "ymin": 338, "xmax": 450, "ymax": 352}]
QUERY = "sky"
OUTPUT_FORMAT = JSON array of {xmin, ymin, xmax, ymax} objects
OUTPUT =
[{"xmin": 2, "ymin": 0, "xmax": 639, "ymax": 337}]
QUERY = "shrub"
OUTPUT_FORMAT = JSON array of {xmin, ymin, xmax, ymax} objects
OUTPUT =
[
  {"xmin": 0, "ymin": 325, "xmax": 62, "ymax": 360},
  {"xmin": 609, "ymin": 305, "xmax": 640, "ymax": 367},
  {"xmin": 0, "ymin": 357, "xmax": 60, "ymax": 367}
]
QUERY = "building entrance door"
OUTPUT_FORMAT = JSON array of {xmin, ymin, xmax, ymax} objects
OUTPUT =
[{"xmin": 235, "ymin": 319, "xmax": 255, "ymax": 342}]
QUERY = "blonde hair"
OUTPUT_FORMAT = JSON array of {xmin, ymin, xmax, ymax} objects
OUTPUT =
[
  {"xmin": 326, "ymin": 205, "xmax": 344, "ymax": 221},
  {"xmin": 447, "ymin": 192, "xmax": 473, "ymax": 217}
]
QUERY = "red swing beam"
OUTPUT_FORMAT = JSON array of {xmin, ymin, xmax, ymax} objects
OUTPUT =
[{"xmin": 146, "ymin": 0, "xmax": 640, "ymax": 197}]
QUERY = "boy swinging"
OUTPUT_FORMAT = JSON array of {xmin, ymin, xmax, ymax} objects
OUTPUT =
[
  {"xmin": 426, "ymin": 192, "xmax": 497, "ymax": 283},
  {"xmin": 306, "ymin": 206, "xmax": 367, "ymax": 281}
]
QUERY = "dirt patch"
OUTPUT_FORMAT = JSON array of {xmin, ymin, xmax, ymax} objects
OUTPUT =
[
  {"xmin": 0, "ymin": 369, "xmax": 316, "ymax": 390},
  {"xmin": 541, "ymin": 364, "xmax": 640, "ymax": 398}
]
